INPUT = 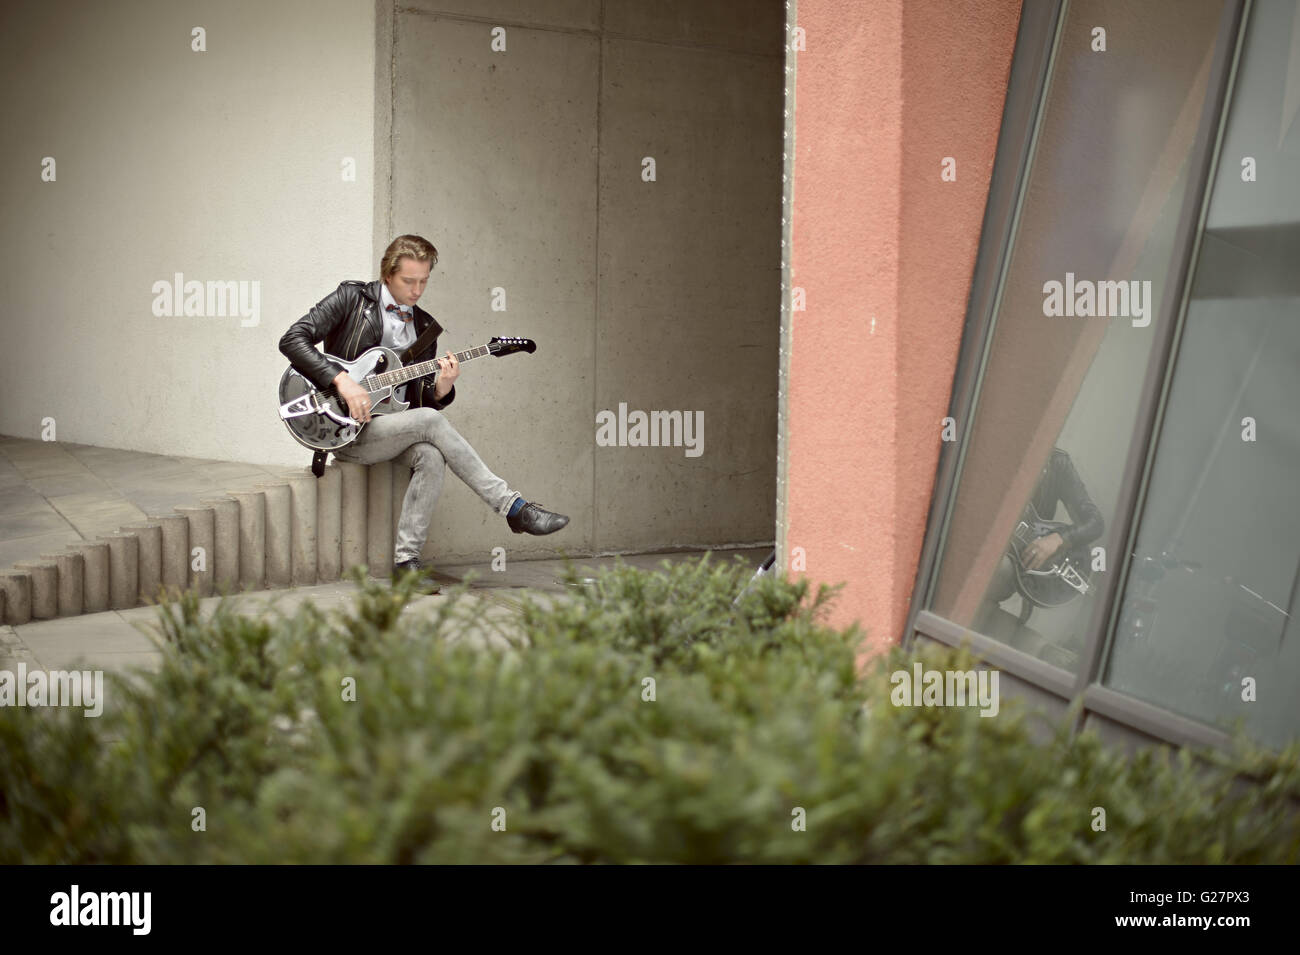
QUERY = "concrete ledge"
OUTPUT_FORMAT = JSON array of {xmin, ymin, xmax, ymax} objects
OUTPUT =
[
  {"xmin": 392, "ymin": 463, "xmax": 411, "ymax": 547},
  {"xmin": 14, "ymin": 560, "xmax": 58, "ymax": 619},
  {"xmin": 66, "ymin": 540, "xmax": 110, "ymax": 613},
  {"xmin": 338, "ymin": 461, "xmax": 368, "ymax": 576},
  {"xmin": 96, "ymin": 533, "xmax": 140, "ymax": 610},
  {"xmin": 39, "ymin": 551, "xmax": 84, "ymax": 617},
  {"xmin": 282, "ymin": 473, "xmax": 318, "ymax": 588},
  {"xmin": 256, "ymin": 482, "xmax": 293, "ymax": 589},
  {"xmin": 367, "ymin": 461, "xmax": 393, "ymax": 578},
  {"xmin": 149, "ymin": 513, "xmax": 191, "ymax": 594},
  {"xmin": 174, "ymin": 505, "xmax": 215, "ymax": 597},
  {"xmin": 316, "ymin": 464, "xmax": 342, "ymax": 583},
  {"xmin": 0, "ymin": 456, "xmax": 447, "ymax": 620},
  {"xmin": 121, "ymin": 522, "xmax": 163, "ymax": 605},
  {"xmin": 0, "ymin": 571, "xmax": 32, "ymax": 624},
  {"xmin": 227, "ymin": 490, "xmax": 267, "ymax": 592},
  {"xmin": 199, "ymin": 497, "xmax": 241, "ymax": 594}
]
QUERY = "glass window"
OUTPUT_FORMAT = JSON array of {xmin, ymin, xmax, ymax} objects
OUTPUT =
[
  {"xmin": 927, "ymin": 0, "xmax": 1226, "ymax": 673},
  {"xmin": 1104, "ymin": 0, "xmax": 1300, "ymax": 748}
]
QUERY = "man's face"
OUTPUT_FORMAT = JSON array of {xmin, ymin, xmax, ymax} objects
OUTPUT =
[{"xmin": 384, "ymin": 257, "xmax": 431, "ymax": 307}]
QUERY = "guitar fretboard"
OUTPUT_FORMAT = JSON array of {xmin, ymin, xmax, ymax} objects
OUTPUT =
[{"xmin": 368, "ymin": 345, "xmax": 493, "ymax": 389}]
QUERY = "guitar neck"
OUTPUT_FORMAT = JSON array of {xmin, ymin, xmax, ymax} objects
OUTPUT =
[{"xmin": 370, "ymin": 343, "xmax": 494, "ymax": 389}]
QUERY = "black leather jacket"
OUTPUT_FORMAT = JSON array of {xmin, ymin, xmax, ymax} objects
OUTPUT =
[
  {"xmin": 1031, "ymin": 448, "xmax": 1104, "ymax": 551},
  {"xmin": 278, "ymin": 279, "xmax": 455, "ymax": 411}
]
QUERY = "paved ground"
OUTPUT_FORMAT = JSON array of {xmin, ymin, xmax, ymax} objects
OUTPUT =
[
  {"xmin": 0, "ymin": 433, "xmax": 772, "ymax": 699},
  {"xmin": 0, "ymin": 433, "xmax": 295, "ymax": 570}
]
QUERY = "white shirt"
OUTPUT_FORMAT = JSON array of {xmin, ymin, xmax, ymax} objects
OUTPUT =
[{"xmin": 379, "ymin": 282, "xmax": 417, "ymax": 404}]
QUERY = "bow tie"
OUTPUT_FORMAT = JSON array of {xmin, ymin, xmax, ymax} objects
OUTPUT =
[{"xmin": 385, "ymin": 303, "xmax": 413, "ymax": 321}]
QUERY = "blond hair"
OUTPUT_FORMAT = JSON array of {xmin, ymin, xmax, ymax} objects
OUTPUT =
[{"xmin": 380, "ymin": 234, "xmax": 439, "ymax": 279}]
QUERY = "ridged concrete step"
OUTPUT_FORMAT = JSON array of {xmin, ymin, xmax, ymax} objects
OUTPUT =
[{"xmin": 0, "ymin": 460, "xmax": 413, "ymax": 624}]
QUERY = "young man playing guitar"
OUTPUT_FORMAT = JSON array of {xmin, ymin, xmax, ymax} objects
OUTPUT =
[
  {"xmin": 279, "ymin": 234, "xmax": 569, "ymax": 591},
  {"xmin": 978, "ymin": 446, "xmax": 1104, "ymax": 632}
]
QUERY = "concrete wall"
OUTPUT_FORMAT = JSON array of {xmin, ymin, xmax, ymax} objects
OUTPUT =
[
  {"xmin": 783, "ymin": 0, "xmax": 1022, "ymax": 654},
  {"xmin": 0, "ymin": 0, "xmax": 376, "ymax": 461},
  {"xmin": 381, "ymin": 1, "xmax": 784, "ymax": 561},
  {"xmin": 1, "ymin": 0, "xmax": 782, "ymax": 564}
]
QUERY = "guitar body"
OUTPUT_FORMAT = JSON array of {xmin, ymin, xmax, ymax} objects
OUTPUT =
[
  {"xmin": 276, "ymin": 336, "xmax": 535, "ymax": 452},
  {"xmin": 1007, "ymin": 504, "xmax": 1092, "ymax": 608},
  {"xmin": 277, "ymin": 346, "xmax": 413, "ymax": 451}
]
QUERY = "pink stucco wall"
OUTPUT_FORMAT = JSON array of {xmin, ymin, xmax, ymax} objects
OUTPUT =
[{"xmin": 786, "ymin": 0, "xmax": 1022, "ymax": 657}]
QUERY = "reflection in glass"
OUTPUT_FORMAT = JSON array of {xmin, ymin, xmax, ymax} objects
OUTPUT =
[
  {"xmin": 928, "ymin": 0, "xmax": 1225, "ymax": 674},
  {"xmin": 1105, "ymin": 0, "xmax": 1300, "ymax": 747}
]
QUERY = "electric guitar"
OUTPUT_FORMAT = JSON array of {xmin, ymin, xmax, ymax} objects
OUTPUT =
[
  {"xmin": 276, "ymin": 337, "xmax": 535, "ymax": 451},
  {"xmin": 1006, "ymin": 502, "xmax": 1092, "ymax": 608}
]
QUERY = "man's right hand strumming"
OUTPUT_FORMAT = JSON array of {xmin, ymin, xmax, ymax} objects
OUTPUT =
[{"xmin": 333, "ymin": 371, "xmax": 373, "ymax": 423}]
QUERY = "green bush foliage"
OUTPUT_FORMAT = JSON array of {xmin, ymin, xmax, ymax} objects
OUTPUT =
[{"xmin": 2, "ymin": 554, "xmax": 1298, "ymax": 863}]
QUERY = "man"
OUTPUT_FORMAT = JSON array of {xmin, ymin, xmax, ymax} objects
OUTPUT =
[
  {"xmin": 279, "ymin": 234, "xmax": 569, "ymax": 592},
  {"xmin": 979, "ymin": 446, "xmax": 1104, "ymax": 630}
]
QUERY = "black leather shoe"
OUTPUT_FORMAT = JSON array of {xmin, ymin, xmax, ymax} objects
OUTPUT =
[
  {"xmin": 507, "ymin": 501, "xmax": 570, "ymax": 536},
  {"xmin": 392, "ymin": 558, "xmax": 441, "ymax": 593}
]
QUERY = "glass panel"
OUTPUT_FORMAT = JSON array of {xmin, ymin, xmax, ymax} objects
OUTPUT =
[
  {"xmin": 1105, "ymin": 0, "xmax": 1300, "ymax": 748},
  {"xmin": 928, "ymin": 0, "xmax": 1226, "ymax": 673}
]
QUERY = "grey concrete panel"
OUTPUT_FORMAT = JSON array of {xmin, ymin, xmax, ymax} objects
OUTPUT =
[
  {"xmin": 403, "ymin": 0, "xmax": 600, "ymax": 32},
  {"xmin": 594, "ymin": 38, "xmax": 781, "ymax": 551},
  {"xmin": 391, "ymin": 13, "xmax": 599, "ymax": 560},
  {"xmin": 604, "ymin": 0, "xmax": 786, "ymax": 56}
]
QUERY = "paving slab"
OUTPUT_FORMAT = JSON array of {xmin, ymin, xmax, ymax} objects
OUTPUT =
[
  {"xmin": 50, "ymin": 502, "xmax": 150, "ymax": 539},
  {"xmin": 0, "ymin": 529, "xmax": 86, "ymax": 569},
  {"xmin": 0, "ymin": 507, "xmax": 78, "ymax": 541},
  {"xmin": 23, "ymin": 471, "xmax": 116, "ymax": 498},
  {"xmin": 14, "ymin": 610, "xmax": 162, "ymax": 660},
  {"xmin": 0, "ymin": 485, "xmax": 59, "ymax": 516}
]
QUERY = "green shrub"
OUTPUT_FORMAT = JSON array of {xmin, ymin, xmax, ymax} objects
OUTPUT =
[{"xmin": 1, "ymin": 554, "xmax": 1297, "ymax": 863}]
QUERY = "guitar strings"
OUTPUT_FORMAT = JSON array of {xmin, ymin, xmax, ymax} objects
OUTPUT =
[{"xmin": 304, "ymin": 344, "xmax": 496, "ymax": 402}]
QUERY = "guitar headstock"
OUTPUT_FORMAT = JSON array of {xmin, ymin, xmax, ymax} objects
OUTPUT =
[{"xmin": 488, "ymin": 336, "xmax": 537, "ymax": 356}]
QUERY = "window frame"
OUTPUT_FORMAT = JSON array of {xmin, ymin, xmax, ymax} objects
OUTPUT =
[{"xmin": 902, "ymin": 0, "xmax": 1252, "ymax": 751}]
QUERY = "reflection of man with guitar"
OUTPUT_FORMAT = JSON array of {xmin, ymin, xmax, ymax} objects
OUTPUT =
[
  {"xmin": 278, "ymin": 235, "xmax": 569, "ymax": 591},
  {"xmin": 983, "ymin": 447, "xmax": 1103, "ymax": 627}
]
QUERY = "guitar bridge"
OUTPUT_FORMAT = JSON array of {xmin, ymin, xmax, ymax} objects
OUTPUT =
[
  {"xmin": 279, "ymin": 392, "xmax": 354, "ymax": 427},
  {"xmin": 1059, "ymin": 563, "xmax": 1090, "ymax": 596},
  {"xmin": 278, "ymin": 394, "xmax": 318, "ymax": 420}
]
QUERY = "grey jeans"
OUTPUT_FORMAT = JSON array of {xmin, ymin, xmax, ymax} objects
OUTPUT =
[{"xmin": 332, "ymin": 407, "xmax": 519, "ymax": 563}]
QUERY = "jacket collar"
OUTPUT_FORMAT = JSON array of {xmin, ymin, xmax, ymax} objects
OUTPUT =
[{"xmin": 363, "ymin": 279, "xmax": 444, "ymax": 338}]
